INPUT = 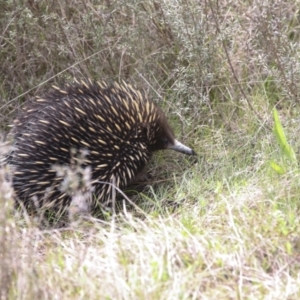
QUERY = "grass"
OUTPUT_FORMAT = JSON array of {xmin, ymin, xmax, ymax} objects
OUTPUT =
[{"xmin": 2, "ymin": 0, "xmax": 300, "ymax": 299}]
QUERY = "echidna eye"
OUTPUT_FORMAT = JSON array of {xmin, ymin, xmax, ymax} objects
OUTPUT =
[{"xmin": 162, "ymin": 137, "xmax": 169, "ymax": 146}]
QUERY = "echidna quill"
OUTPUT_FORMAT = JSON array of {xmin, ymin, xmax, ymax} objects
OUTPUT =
[{"xmin": 6, "ymin": 80, "xmax": 195, "ymax": 213}]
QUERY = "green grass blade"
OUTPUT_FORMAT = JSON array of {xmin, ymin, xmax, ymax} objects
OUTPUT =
[{"xmin": 273, "ymin": 108, "xmax": 297, "ymax": 163}]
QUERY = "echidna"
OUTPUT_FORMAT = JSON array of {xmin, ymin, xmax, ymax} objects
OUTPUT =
[{"xmin": 6, "ymin": 80, "xmax": 195, "ymax": 213}]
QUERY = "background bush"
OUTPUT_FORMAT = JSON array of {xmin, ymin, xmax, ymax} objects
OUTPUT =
[{"xmin": 2, "ymin": 0, "xmax": 299, "ymax": 130}]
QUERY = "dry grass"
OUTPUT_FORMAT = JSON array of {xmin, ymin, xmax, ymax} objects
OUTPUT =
[
  {"xmin": 2, "ymin": 174, "xmax": 300, "ymax": 299},
  {"xmin": 2, "ymin": 0, "xmax": 300, "ymax": 299}
]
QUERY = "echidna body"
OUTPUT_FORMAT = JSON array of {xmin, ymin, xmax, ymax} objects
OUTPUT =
[{"xmin": 7, "ymin": 80, "xmax": 195, "ymax": 212}]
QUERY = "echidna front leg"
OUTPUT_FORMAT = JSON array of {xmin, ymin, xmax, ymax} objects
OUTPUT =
[{"xmin": 132, "ymin": 166, "xmax": 152, "ymax": 183}]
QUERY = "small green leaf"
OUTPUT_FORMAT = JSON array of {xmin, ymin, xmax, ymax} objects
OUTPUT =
[
  {"xmin": 270, "ymin": 160, "xmax": 286, "ymax": 175},
  {"xmin": 286, "ymin": 241, "xmax": 292, "ymax": 255}
]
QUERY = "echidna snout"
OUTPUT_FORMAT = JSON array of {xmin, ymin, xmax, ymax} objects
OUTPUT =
[
  {"xmin": 6, "ymin": 80, "xmax": 196, "ymax": 213},
  {"xmin": 166, "ymin": 139, "xmax": 195, "ymax": 155}
]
